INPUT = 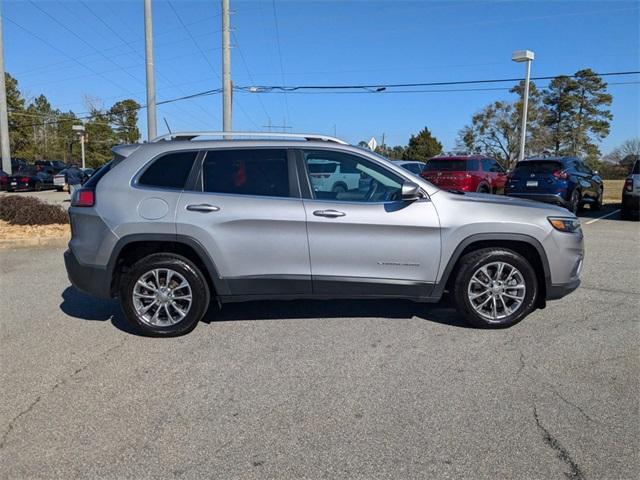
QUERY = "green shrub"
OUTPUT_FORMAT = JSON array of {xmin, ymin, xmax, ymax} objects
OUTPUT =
[{"xmin": 0, "ymin": 195, "xmax": 69, "ymax": 225}]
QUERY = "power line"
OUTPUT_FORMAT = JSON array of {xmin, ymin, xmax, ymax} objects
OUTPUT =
[
  {"xmin": 239, "ymin": 70, "xmax": 640, "ymax": 92},
  {"xmin": 79, "ymin": 0, "xmax": 218, "ymax": 127},
  {"xmin": 232, "ymin": 31, "xmax": 271, "ymax": 123},
  {"xmin": 270, "ymin": 0, "xmax": 290, "ymax": 126},
  {"xmin": 10, "ymin": 72, "xmax": 639, "ymax": 130}
]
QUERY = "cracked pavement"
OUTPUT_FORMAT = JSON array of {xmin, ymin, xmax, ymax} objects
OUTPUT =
[{"xmin": 1, "ymin": 207, "xmax": 638, "ymax": 479}]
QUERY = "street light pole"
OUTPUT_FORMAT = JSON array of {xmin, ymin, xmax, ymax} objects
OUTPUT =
[
  {"xmin": 0, "ymin": 7, "xmax": 12, "ymax": 174},
  {"xmin": 144, "ymin": 0, "xmax": 157, "ymax": 141},
  {"xmin": 512, "ymin": 50, "xmax": 535, "ymax": 163}
]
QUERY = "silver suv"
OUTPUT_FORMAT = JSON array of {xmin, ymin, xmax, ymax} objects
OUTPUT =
[{"xmin": 64, "ymin": 132, "xmax": 584, "ymax": 336}]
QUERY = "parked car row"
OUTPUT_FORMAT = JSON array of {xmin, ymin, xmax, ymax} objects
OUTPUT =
[
  {"xmin": 0, "ymin": 159, "xmax": 94, "ymax": 192},
  {"xmin": 392, "ymin": 154, "xmax": 604, "ymax": 214}
]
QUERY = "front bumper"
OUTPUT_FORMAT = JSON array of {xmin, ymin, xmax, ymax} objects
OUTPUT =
[
  {"xmin": 547, "ymin": 278, "xmax": 581, "ymax": 300},
  {"xmin": 64, "ymin": 249, "xmax": 112, "ymax": 299},
  {"xmin": 506, "ymin": 192, "xmax": 569, "ymax": 208}
]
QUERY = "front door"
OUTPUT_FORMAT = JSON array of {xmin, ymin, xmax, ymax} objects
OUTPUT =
[
  {"xmin": 298, "ymin": 149, "xmax": 441, "ymax": 298},
  {"xmin": 176, "ymin": 148, "xmax": 311, "ymax": 295}
]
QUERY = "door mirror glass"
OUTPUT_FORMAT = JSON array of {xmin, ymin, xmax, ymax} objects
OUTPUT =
[{"xmin": 401, "ymin": 181, "xmax": 421, "ymax": 201}]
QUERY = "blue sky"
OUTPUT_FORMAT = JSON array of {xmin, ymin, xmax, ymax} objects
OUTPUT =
[{"xmin": 4, "ymin": 0, "xmax": 639, "ymax": 153}]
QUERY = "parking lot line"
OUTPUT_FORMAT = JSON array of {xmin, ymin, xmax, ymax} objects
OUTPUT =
[{"xmin": 584, "ymin": 209, "xmax": 620, "ymax": 225}]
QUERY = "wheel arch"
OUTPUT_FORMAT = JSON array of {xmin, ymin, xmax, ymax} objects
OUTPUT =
[
  {"xmin": 434, "ymin": 233, "xmax": 550, "ymax": 308},
  {"xmin": 107, "ymin": 234, "xmax": 229, "ymax": 298}
]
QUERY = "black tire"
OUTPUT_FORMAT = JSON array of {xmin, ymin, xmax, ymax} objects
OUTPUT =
[
  {"xmin": 591, "ymin": 188, "xmax": 603, "ymax": 211},
  {"xmin": 332, "ymin": 183, "xmax": 347, "ymax": 193},
  {"xmin": 119, "ymin": 253, "xmax": 210, "ymax": 337},
  {"xmin": 34, "ymin": 181, "xmax": 43, "ymax": 192},
  {"xmin": 476, "ymin": 183, "xmax": 490, "ymax": 194},
  {"xmin": 55, "ymin": 187, "xmax": 64, "ymax": 192},
  {"xmin": 569, "ymin": 189, "xmax": 581, "ymax": 214},
  {"xmin": 453, "ymin": 248, "xmax": 538, "ymax": 328}
]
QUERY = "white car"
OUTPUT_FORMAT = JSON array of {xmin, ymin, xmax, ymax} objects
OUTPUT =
[
  {"xmin": 307, "ymin": 159, "xmax": 361, "ymax": 193},
  {"xmin": 392, "ymin": 160, "xmax": 426, "ymax": 176}
]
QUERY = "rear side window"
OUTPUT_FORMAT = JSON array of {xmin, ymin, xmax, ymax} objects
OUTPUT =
[
  {"xmin": 138, "ymin": 151, "xmax": 198, "ymax": 189},
  {"xmin": 202, "ymin": 149, "xmax": 289, "ymax": 197},
  {"xmin": 633, "ymin": 161, "xmax": 639, "ymax": 175}
]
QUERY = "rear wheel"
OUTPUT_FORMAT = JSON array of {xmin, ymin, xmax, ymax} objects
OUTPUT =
[
  {"xmin": 591, "ymin": 187, "xmax": 603, "ymax": 211},
  {"xmin": 119, "ymin": 253, "xmax": 210, "ymax": 337},
  {"xmin": 332, "ymin": 183, "xmax": 347, "ymax": 193},
  {"xmin": 453, "ymin": 248, "xmax": 538, "ymax": 328},
  {"xmin": 477, "ymin": 183, "xmax": 490, "ymax": 194},
  {"xmin": 34, "ymin": 181, "xmax": 43, "ymax": 192}
]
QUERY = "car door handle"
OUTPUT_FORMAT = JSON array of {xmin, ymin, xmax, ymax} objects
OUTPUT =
[
  {"xmin": 186, "ymin": 204, "xmax": 220, "ymax": 213},
  {"xmin": 313, "ymin": 209, "xmax": 346, "ymax": 218}
]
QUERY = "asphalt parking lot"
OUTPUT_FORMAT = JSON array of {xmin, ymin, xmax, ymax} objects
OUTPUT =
[{"xmin": 0, "ymin": 206, "xmax": 638, "ymax": 479}]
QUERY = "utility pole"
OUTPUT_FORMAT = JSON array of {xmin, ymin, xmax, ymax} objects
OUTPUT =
[
  {"xmin": 144, "ymin": 0, "xmax": 157, "ymax": 140},
  {"xmin": 222, "ymin": 0, "xmax": 232, "ymax": 134},
  {"xmin": 0, "ymin": 6, "xmax": 11, "ymax": 174}
]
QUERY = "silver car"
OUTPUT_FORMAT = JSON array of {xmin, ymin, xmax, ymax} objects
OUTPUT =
[{"xmin": 64, "ymin": 132, "xmax": 584, "ymax": 336}]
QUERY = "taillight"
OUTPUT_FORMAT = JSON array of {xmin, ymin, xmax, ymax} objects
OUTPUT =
[
  {"xmin": 625, "ymin": 178, "xmax": 634, "ymax": 192},
  {"xmin": 20, "ymin": 176, "xmax": 30, "ymax": 183},
  {"xmin": 0, "ymin": 176, "xmax": 6, "ymax": 184},
  {"xmin": 71, "ymin": 188, "xmax": 95, "ymax": 207},
  {"xmin": 552, "ymin": 170, "xmax": 568, "ymax": 180}
]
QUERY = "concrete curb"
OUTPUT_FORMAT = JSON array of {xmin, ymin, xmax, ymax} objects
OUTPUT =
[{"xmin": 0, "ymin": 235, "xmax": 70, "ymax": 250}]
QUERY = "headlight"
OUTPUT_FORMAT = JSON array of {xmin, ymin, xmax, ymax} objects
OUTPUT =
[{"xmin": 548, "ymin": 216, "xmax": 581, "ymax": 233}]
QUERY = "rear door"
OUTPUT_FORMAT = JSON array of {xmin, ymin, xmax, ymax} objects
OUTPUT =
[
  {"xmin": 297, "ymin": 148, "xmax": 441, "ymax": 297},
  {"xmin": 176, "ymin": 148, "xmax": 311, "ymax": 295}
]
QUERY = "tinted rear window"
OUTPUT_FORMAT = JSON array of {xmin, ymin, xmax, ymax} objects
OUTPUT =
[
  {"xmin": 202, "ymin": 149, "xmax": 289, "ymax": 197},
  {"xmin": 425, "ymin": 159, "xmax": 478, "ymax": 171},
  {"xmin": 514, "ymin": 161, "xmax": 562, "ymax": 174},
  {"xmin": 138, "ymin": 151, "xmax": 198, "ymax": 189},
  {"xmin": 633, "ymin": 161, "xmax": 639, "ymax": 175}
]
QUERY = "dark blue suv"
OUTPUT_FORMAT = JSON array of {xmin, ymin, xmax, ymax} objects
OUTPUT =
[{"xmin": 505, "ymin": 157, "xmax": 603, "ymax": 213}]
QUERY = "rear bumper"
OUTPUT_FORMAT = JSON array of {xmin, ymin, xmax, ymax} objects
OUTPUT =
[
  {"xmin": 506, "ymin": 192, "xmax": 569, "ymax": 208},
  {"xmin": 64, "ymin": 249, "xmax": 111, "ymax": 299},
  {"xmin": 622, "ymin": 193, "xmax": 640, "ymax": 211},
  {"xmin": 547, "ymin": 278, "xmax": 581, "ymax": 300}
]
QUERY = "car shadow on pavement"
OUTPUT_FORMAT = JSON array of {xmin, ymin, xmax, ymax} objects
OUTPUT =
[
  {"xmin": 60, "ymin": 286, "xmax": 470, "ymax": 335},
  {"xmin": 206, "ymin": 298, "xmax": 469, "ymax": 328},
  {"xmin": 60, "ymin": 287, "xmax": 140, "ymax": 336}
]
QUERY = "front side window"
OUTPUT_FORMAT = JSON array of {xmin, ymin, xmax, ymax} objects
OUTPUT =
[
  {"xmin": 303, "ymin": 150, "xmax": 403, "ymax": 202},
  {"xmin": 202, "ymin": 149, "xmax": 289, "ymax": 197},
  {"xmin": 138, "ymin": 151, "xmax": 198, "ymax": 189}
]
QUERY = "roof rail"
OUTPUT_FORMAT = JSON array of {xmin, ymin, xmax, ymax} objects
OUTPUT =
[{"xmin": 150, "ymin": 131, "xmax": 349, "ymax": 145}]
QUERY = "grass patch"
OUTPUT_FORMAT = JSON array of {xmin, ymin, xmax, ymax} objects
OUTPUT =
[{"xmin": 0, "ymin": 195, "xmax": 69, "ymax": 225}]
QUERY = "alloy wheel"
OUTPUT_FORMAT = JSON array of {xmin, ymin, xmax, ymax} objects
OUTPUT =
[
  {"xmin": 467, "ymin": 261, "xmax": 527, "ymax": 322},
  {"xmin": 132, "ymin": 268, "xmax": 193, "ymax": 327}
]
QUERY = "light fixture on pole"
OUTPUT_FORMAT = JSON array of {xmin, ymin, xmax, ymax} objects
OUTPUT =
[
  {"xmin": 72, "ymin": 124, "xmax": 86, "ymax": 169},
  {"xmin": 512, "ymin": 50, "xmax": 535, "ymax": 162}
]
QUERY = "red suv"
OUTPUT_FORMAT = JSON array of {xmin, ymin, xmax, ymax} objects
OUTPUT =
[{"xmin": 421, "ymin": 155, "xmax": 507, "ymax": 194}]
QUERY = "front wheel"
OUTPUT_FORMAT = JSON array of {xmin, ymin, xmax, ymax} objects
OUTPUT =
[
  {"xmin": 119, "ymin": 253, "xmax": 210, "ymax": 337},
  {"xmin": 453, "ymin": 248, "xmax": 538, "ymax": 328},
  {"xmin": 569, "ymin": 189, "xmax": 581, "ymax": 214}
]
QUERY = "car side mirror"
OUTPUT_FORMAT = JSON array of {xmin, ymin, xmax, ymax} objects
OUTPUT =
[{"xmin": 401, "ymin": 181, "xmax": 421, "ymax": 201}]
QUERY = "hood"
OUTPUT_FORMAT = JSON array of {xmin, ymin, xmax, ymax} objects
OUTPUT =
[{"xmin": 439, "ymin": 190, "xmax": 572, "ymax": 216}]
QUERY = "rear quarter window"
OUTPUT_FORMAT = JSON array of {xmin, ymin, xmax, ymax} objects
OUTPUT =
[{"xmin": 138, "ymin": 151, "xmax": 198, "ymax": 189}]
